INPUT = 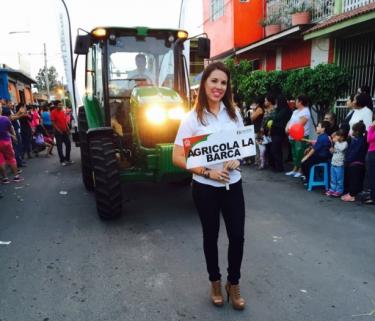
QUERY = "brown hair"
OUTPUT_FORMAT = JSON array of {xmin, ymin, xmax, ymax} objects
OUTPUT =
[{"xmin": 195, "ymin": 61, "xmax": 237, "ymax": 125}]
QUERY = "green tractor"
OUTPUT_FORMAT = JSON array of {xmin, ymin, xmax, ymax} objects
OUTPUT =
[{"xmin": 73, "ymin": 27, "xmax": 210, "ymax": 219}]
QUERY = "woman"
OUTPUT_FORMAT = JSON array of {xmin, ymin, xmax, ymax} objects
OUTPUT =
[
  {"xmin": 250, "ymin": 96, "xmax": 264, "ymax": 166},
  {"xmin": 366, "ymin": 120, "xmax": 375, "ymax": 204},
  {"xmin": 349, "ymin": 92, "xmax": 372, "ymax": 135},
  {"xmin": 173, "ymin": 62, "xmax": 246, "ymax": 310},
  {"xmin": 285, "ymin": 95, "xmax": 311, "ymax": 178},
  {"xmin": 17, "ymin": 103, "xmax": 33, "ymax": 159},
  {"xmin": 324, "ymin": 112, "xmax": 339, "ymax": 137},
  {"xmin": 339, "ymin": 94, "xmax": 356, "ymax": 135},
  {"xmin": 41, "ymin": 105, "xmax": 53, "ymax": 137},
  {"xmin": 270, "ymin": 95, "xmax": 292, "ymax": 172},
  {"xmin": 262, "ymin": 94, "xmax": 276, "ymax": 169}
]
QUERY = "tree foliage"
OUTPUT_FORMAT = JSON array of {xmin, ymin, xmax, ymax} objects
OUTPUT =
[
  {"xmin": 226, "ymin": 61, "xmax": 350, "ymax": 120},
  {"xmin": 36, "ymin": 66, "xmax": 59, "ymax": 92}
]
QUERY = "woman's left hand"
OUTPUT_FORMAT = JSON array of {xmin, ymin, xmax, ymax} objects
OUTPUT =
[{"xmin": 224, "ymin": 160, "xmax": 240, "ymax": 171}]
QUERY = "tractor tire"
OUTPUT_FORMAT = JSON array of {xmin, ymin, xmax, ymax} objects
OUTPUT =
[
  {"xmin": 89, "ymin": 136, "xmax": 122, "ymax": 219},
  {"xmin": 78, "ymin": 107, "xmax": 94, "ymax": 191}
]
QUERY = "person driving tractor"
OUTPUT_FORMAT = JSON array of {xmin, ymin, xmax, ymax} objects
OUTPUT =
[{"xmin": 127, "ymin": 53, "xmax": 154, "ymax": 85}]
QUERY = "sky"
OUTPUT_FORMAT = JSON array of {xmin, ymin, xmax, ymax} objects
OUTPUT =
[{"xmin": 0, "ymin": 0, "xmax": 187, "ymax": 91}]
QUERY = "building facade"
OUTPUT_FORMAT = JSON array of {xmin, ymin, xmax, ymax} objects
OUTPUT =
[
  {"xmin": 203, "ymin": 0, "xmax": 375, "ymax": 99},
  {"xmin": 0, "ymin": 65, "xmax": 36, "ymax": 104}
]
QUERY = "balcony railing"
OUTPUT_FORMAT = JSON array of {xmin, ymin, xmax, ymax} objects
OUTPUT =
[
  {"xmin": 266, "ymin": 0, "xmax": 335, "ymax": 27},
  {"xmin": 343, "ymin": 0, "xmax": 374, "ymax": 12},
  {"xmin": 266, "ymin": 0, "xmax": 375, "ymax": 28}
]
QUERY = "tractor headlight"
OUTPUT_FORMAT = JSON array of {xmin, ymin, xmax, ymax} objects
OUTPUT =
[
  {"xmin": 168, "ymin": 106, "xmax": 186, "ymax": 120},
  {"xmin": 145, "ymin": 105, "xmax": 167, "ymax": 124}
]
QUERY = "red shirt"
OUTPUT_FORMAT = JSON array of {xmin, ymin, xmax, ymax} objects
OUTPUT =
[{"xmin": 50, "ymin": 109, "xmax": 69, "ymax": 132}]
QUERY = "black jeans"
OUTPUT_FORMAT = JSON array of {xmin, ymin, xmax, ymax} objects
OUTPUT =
[
  {"xmin": 192, "ymin": 180, "xmax": 245, "ymax": 284},
  {"xmin": 21, "ymin": 131, "xmax": 32, "ymax": 158},
  {"xmin": 13, "ymin": 131, "xmax": 23, "ymax": 166},
  {"xmin": 271, "ymin": 134, "xmax": 285, "ymax": 172},
  {"xmin": 367, "ymin": 152, "xmax": 375, "ymax": 201},
  {"xmin": 347, "ymin": 163, "xmax": 365, "ymax": 196},
  {"xmin": 54, "ymin": 131, "xmax": 71, "ymax": 163}
]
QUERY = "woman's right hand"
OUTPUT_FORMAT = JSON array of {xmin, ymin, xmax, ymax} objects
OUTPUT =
[{"xmin": 208, "ymin": 169, "xmax": 230, "ymax": 183}]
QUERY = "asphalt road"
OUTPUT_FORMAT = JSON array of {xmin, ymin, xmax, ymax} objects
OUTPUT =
[{"xmin": 1, "ymin": 146, "xmax": 375, "ymax": 321}]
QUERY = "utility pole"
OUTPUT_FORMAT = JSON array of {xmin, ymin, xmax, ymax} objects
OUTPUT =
[{"xmin": 43, "ymin": 43, "xmax": 50, "ymax": 101}]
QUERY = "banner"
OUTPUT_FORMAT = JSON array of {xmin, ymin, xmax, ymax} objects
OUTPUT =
[
  {"xmin": 57, "ymin": 5, "xmax": 81, "ymax": 123},
  {"xmin": 183, "ymin": 126, "xmax": 256, "ymax": 169}
]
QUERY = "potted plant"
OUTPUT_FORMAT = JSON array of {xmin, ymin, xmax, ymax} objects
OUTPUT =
[
  {"xmin": 289, "ymin": 1, "xmax": 313, "ymax": 25},
  {"xmin": 260, "ymin": 14, "xmax": 282, "ymax": 37}
]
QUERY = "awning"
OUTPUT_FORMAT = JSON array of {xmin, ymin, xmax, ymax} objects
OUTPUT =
[{"xmin": 235, "ymin": 25, "xmax": 305, "ymax": 55}]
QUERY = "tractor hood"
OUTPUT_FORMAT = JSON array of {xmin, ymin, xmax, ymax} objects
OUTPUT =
[
  {"xmin": 130, "ymin": 86, "xmax": 184, "ymax": 107},
  {"xmin": 129, "ymin": 86, "xmax": 187, "ymax": 149}
]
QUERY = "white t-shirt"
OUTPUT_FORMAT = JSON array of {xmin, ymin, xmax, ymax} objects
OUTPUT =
[
  {"xmin": 287, "ymin": 107, "xmax": 311, "ymax": 138},
  {"xmin": 349, "ymin": 107, "xmax": 372, "ymax": 135},
  {"xmin": 127, "ymin": 68, "xmax": 154, "ymax": 84},
  {"xmin": 174, "ymin": 102, "xmax": 244, "ymax": 187}
]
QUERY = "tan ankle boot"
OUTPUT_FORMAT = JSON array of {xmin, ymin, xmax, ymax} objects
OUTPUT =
[
  {"xmin": 210, "ymin": 281, "xmax": 224, "ymax": 307},
  {"xmin": 225, "ymin": 282, "xmax": 246, "ymax": 310}
]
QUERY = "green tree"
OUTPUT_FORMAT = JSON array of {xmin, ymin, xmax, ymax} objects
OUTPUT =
[
  {"xmin": 225, "ymin": 58, "xmax": 254, "ymax": 103},
  {"xmin": 284, "ymin": 64, "xmax": 350, "ymax": 122},
  {"xmin": 36, "ymin": 66, "xmax": 59, "ymax": 91}
]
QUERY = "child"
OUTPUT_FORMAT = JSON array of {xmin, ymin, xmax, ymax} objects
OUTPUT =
[
  {"xmin": 326, "ymin": 129, "xmax": 348, "ymax": 197},
  {"xmin": 256, "ymin": 128, "xmax": 271, "ymax": 169},
  {"xmin": 341, "ymin": 121, "xmax": 367, "ymax": 202},
  {"xmin": 301, "ymin": 121, "xmax": 332, "ymax": 182}
]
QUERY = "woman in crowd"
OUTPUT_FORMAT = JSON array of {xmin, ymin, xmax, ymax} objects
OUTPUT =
[
  {"xmin": 249, "ymin": 96, "xmax": 264, "ymax": 167},
  {"xmin": 31, "ymin": 105, "xmax": 41, "ymax": 132},
  {"xmin": 0, "ymin": 103, "xmax": 23, "ymax": 183},
  {"xmin": 270, "ymin": 95, "xmax": 292, "ymax": 172},
  {"xmin": 365, "ymin": 120, "xmax": 375, "ymax": 204},
  {"xmin": 262, "ymin": 94, "xmax": 276, "ymax": 169},
  {"xmin": 285, "ymin": 95, "xmax": 312, "ymax": 178},
  {"xmin": 340, "ymin": 94, "xmax": 356, "ymax": 135},
  {"xmin": 17, "ymin": 103, "xmax": 33, "ymax": 159},
  {"xmin": 349, "ymin": 93, "xmax": 372, "ymax": 135},
  {"xmin": 324, "ymin": 112, "xmax": 339, "ymax": 137},
  {"xmin": 173, "ymin": 61, "xmax": 246, "ymax": 310},
  {"xmin": 41, "ymin": 105, "xmax": 53, "ymax": 137}
]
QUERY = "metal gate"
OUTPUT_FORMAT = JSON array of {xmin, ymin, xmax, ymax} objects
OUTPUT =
[{"xmin": 336, "ymin": 31, "xmax": 375, "ymax": 98}]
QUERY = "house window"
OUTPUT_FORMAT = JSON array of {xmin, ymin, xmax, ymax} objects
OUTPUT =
[{"xmin": 211, "ymin": 0, "xmax": 224, "ymax": 21}]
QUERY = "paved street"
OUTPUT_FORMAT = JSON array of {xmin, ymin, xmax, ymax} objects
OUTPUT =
[{"xmin": 1, "ymin": 146, "xmax": 375, "ymax": 321}]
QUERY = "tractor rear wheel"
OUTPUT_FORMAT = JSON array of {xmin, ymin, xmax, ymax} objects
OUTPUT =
[
  {"xmin": 89, "ymin": 136, "xmax": 122, "ymax": 219},
  {"xmin": 78, "ymin": 107, "xmax": 94, "ymax": 191}
]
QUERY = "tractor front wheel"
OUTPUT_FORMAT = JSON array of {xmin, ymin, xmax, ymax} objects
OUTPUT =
[{"xmin": 89, "ymin": 136, "xmax": 122, "ymax": 219}]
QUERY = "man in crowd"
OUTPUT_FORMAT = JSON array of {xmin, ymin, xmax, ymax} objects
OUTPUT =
[{"xmin": 50, "ymin": 101, "xmax": 73, "ymax": 166}]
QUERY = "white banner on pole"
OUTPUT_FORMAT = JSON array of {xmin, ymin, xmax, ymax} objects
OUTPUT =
[
  {"xmin": 183, "ymin": 126, "xmax": 256, "ymax": 169},
  {"xmin": 57, "ymin": 6, "xmax": 81, "ymax": 122}
]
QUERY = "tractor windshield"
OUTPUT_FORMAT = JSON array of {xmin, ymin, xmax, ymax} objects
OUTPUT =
[{"xmin": 107, "ymin": 36, "xmax": 175, "ymax": 97}]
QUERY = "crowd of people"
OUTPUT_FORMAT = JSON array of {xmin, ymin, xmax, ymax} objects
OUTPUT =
[
  {"xmin": 242, "ymin": 85, "xmax": 375, "ymax": 204},
  {"xmin": 0, "ymin": 99, "xmax": 73, "ymax": 198}
]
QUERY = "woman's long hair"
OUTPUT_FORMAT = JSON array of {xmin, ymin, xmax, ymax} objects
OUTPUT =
[{"xmin": 195, "ymin": 61, "xmax": 237, "ymax": 125}]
